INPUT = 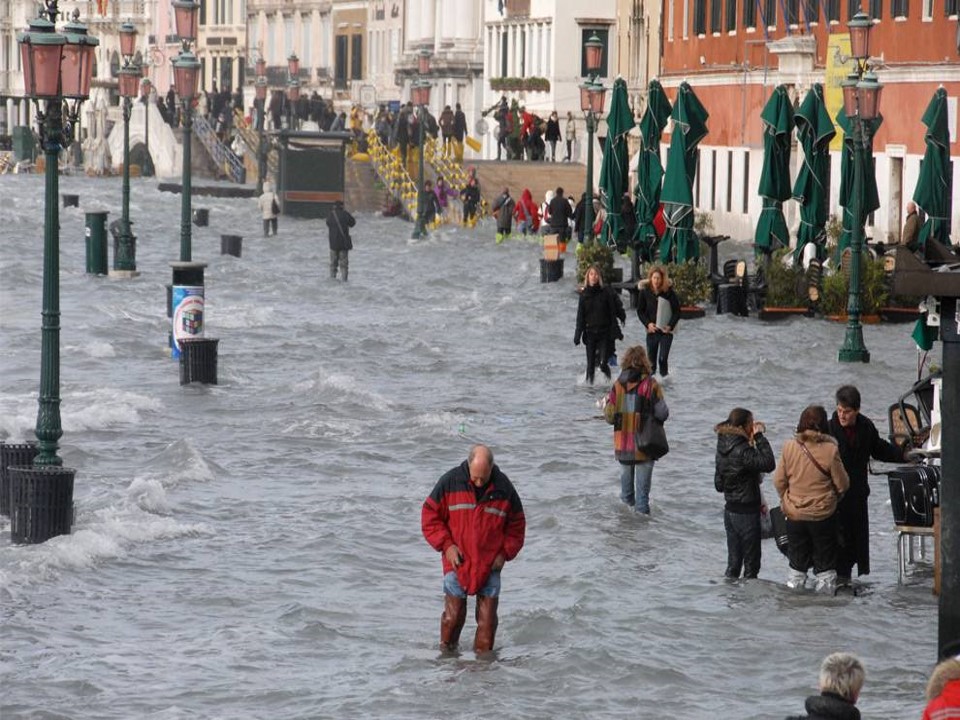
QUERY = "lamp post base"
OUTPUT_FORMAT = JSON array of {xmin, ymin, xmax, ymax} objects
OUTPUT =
[{"xmin": 838, "ymin": 334, "xmax": 871, "ymax": 363}]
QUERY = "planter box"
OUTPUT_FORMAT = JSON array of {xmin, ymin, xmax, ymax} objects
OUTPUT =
[
  {"xmin": 879, "ymin": 307, "xmax": 920, "ymax": 323},
  {"xmin": 680, "ymin": 306, "xmax": 706, "ymax": 319},
  {"xmin": 826, "ymin": 313, "xmax": 881, "ymax": 324},
  {"xmin": 758, "ymin": 307, "xmax": 814, "ymax": 321}
]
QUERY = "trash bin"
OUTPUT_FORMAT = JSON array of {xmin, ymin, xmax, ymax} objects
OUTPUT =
[
  {"xmin": 9, "ymin": 465, "xmax": 75, "ymax": 544},
  {"xmin": 717, "ymin": 283, "xmax": 748, "ymax": 316},
  {"xmin": 11, "ymin": 126, "xmax": 36, "ymax": 162},
  {"xmin": 62, "ymin": 193, "xmax": 79, "ymax": 208},
  {"xmin": 221, "ymin": 234, "xmax": 242, "ymax": 257},
  {"xmin": 179, "ymin": 337, "xmax": 219, "ymax": 385},
  {"xmin": 85, "ymin": 210, "xmax": 109, "ymax": 275},
  {"xmin": 193, "ymin": 208, "xmax": 209, "ymax": 226},
  {"xmin": 0, "ymin": 441, "xmax": 38, "ymax": 517},
  {"xmin": 540, "ymin": 258, "xmax": 564, "ymax": 283}
]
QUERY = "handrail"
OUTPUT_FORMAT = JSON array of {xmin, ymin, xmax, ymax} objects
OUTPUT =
[
  {"xmin": 192, "ymin": 113, "xmax": 245, "ymax": 183},
  {"xmin": 232, "ymin": 108, "xmax": 278, "ymax": 179}
]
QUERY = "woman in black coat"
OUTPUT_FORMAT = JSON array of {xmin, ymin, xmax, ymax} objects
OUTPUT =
[
  {"xmin": 635, "ymin": 264, "xmax": 681, "ymax": 377},
  {"xmin": 714, "ymin": 408, "xmax": 775, "ymax": 579},
  {"xmin": 574, "ymin": 264, "xmax": 621, "ymax": 384},
  {"xmin": 828, "ymin": 385, "xmax": 904, "ymax": 583}
]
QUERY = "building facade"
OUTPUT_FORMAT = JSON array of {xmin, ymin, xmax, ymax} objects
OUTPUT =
[
  {"xmin": 659, "ymin": 0, "xmax": 960, "ymax": 244},
  {"xmin": 480, "ymin": 0, "xmax": 619, "ymax": 162}
]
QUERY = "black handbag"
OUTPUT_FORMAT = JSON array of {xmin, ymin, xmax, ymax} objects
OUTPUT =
[
  {"xmin": 634, "ymin": 379, "xmax": 669, "ymax": 460},
  {"xmin": 769, "ymin": 506, "xmax": 789, "ymax": 556},
  {"xmin": 270, "ymin": 197, "xmax": 280, "ymax": 215}
]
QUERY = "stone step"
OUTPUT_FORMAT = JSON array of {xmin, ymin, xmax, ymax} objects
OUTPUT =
[{"xmin": 470, "ymin": 159, "xmax": 588, "ymax": 210}]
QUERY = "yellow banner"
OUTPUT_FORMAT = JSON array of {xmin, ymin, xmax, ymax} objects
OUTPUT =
[{"xmin": 825, "ymin": 34, "xmax": 853, "ymax": 151}]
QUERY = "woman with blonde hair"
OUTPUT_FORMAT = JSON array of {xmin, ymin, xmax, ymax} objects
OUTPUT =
[
  {"xmin": 636, "ymin": 264, "xmax": 681, "ymax": 377},
  {"xmin": 574, "ymin": 264, "xmax": 622, "ymax": 384},
  {"xmin": 603, "ymin": 345, "xmax": 669, "ymax": 514}
]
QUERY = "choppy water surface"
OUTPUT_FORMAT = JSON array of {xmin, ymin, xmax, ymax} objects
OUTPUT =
[{"xmin": 0, "ymin": 174, "xmax": 940, "ymax": 719}]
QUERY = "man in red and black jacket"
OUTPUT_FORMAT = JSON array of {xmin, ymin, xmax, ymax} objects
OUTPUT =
[{"xmin": 422, "ymin": 445, "xmax": 525, "ymax": 653}]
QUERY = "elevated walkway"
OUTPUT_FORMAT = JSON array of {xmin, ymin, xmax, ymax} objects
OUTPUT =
[{"xmin": 471, "ymin": 160, "xmax": 587, "ymax": 210}]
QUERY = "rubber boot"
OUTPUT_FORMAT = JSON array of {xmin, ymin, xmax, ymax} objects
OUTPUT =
[
  {"xmin": 474, "ymin": 595, "xmax": 499, "ymax": 653},
  {"xmin": 439, "ymin": 594, "xmax": 467, "ymax": 651},
  {"xmin": 815, "ymin": 570, "xmax": 837, "ymax": 595},
  {"xmin": 786, "ymin": 568, "xmax": 807, "ymax": 589}
]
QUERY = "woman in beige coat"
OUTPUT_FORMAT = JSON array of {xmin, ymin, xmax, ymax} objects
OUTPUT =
[
  {"xmin": 258, "ymin": 181, "xmax": 279, "ymax": 237},
  {"xmin": 773, "ymin": 405, "xmax": 850, "ymax": 593}
]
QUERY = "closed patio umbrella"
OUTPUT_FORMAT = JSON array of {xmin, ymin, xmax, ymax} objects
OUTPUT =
[
  {"xmin": 634, "ymin": 79, "xmax": 672, "ymax": 261},
  {"xmin": 792, "ymin": 84, "xmax": 835, "ymax": 263},
  {"xmin": 754, "ymin": 84, "xmax": 794, "ymax": 257},
  {"xmin": 914, "ymin": 87, "xmax": 953, "ymax": 250},
  {"xmin": 599, "ymin": 77, "xmax": 637, "ymax": 252},
  {"xmin": 659, "ymin": 82, "xmax": 709, "ymax": 264},
  {"xmin": 834, "ymin": 109, "xmax": 882, "ymax": 263}
]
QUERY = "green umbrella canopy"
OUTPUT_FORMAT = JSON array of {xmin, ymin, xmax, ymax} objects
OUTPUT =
[
  {"xmin": 599, "ymin": 77, "xmax": 637, "ymax": 250},
  {"xmin": 914, "ymin": 87, "xmax": 953, "ymax": 249},
  {"xmin": 834, "ymin": 109, "xmax": 882, "ymax": 263},
  {"xmin": 754, "ymin": 85, "xmax": 795, "ymax": 256},
  {"xmin": 792, "ymin": 84, "xmax": 836, "ymax": 263},
  {"xmin": 660, "ymin": 82, "xmax": 709, "ymax": 264},
  {"xmin": 635, "ymin": 79, "xmax": 672, "ymax": 261}
]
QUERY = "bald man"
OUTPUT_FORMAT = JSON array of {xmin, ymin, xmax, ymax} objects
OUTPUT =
[
  {"xmin": 422, "ymin": 445, "xmax": 525, "ymax": 653},
  {"xmin": 902, "ymin": 201, "xmax": 920, "ymax": 250}
]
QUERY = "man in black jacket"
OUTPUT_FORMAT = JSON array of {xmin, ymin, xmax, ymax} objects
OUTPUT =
[
  {"xmin": 326, "ymin": 200, "xmax": 356, "ymax": 281},
  {"xmin": 547, "ymin": 187, "xmax": 573, "ymax": 241},
  {"xmin": 828, "ymin": 385, "xmax": 904, "ymax": 585}
]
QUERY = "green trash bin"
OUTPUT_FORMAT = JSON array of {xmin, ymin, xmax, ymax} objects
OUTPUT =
[
  {"xmin": 85, "ymin": 211, "xmax": 109, "ymax": 275},
  {"xmin": 12, "ymin": 126, "xmax": 36, "ymax": 162}
]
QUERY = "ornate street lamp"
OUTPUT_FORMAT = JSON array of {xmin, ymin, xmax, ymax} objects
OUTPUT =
[
  {"xmin": 286, "ymin": 53, "xmax": 300, "ymax": 130},
  {"xmin": 113, "ymin": 21, "xmax": 140, "ymax": 277},
  {"xmin": 254, "ymin": 63, "xmax": 268, "ymax": 194},
  {"xmin": 13, "ymin": 0, "xmax": 98, "ymax": 541},
  {"xmin": 172, "ymin": 0, "xmax": 200, "ymax": 262},
  {"xmin": 838, "ymin": 11, "xmax": 881, "ymax": 363},
  {"xmin": 411, "ymin": 49, "xmax": 432, "ymax": 239},
  {"xmin": 581, "ymin": 33, "xmax": 606, "ymax": 245}
]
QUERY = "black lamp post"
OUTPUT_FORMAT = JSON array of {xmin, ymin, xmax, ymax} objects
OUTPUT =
[
  {"xmin": 286, "ymin": 53, "xmax": 299, "ymax": 130},
  {"xmin": 580, "ymin": 33, "xmax": 606, "ymax": 246},
  {"xmin": 113, "ymin": 21, "xmax": 140, "ymax": 277},
  {"xmin": 838, "ymin": 11, "xmax": 881, "ymax": 363},
  {"xmin": 411, "ymin": 49, "xmax": 432, "ymax": 240},
  {"xmin": 12, "ymin": 0, "xmax": 97, "ymax": 542},
  {"xmin": 254, "ymin": 56, "xmax": 267, "ymax": 194},
  {"xmin": 139, "ymin": 74, "xmax": 153, "ymax": 177},
  {"xmin": 172, "ymin": 0, "xmax": 200, "ymax": 262}
]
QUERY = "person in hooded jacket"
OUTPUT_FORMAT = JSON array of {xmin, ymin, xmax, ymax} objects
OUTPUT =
[
  {"xmin": 421, "ymin": 444, "xmax": 525, "ymax": 654},
  {"xmin": 575, "ymin": 264, "xmax": 622, "ymax": 384},
  {"xmin": 827, "ymin": 384, "xmax": 904, "ymax": 586},
  {"xmin": 714, "ymin": 407, "xmax": 775, "ymax": 579},
  {"xmin": 636, "ymin": 265, "xmax": 681, "ymax": 377},
  {"xmin": 786, "ymin": 652, "xmax": 866, "ymax": 720},
  {"xmin": 460, "ymin": 177, "xmax": 481, "ymax": 225},
  {"xmin": 603, "ymin": 345, "xmax": 668, "ymax": 514},
  {"xmin": 923, "ymin": 655, "xmax": 960, "ymax": 720},
  {"xmin": 514, "ymin": 188, "xmax": 540, "ymax": 235},
  {"xmin": 257, "ymin": 181, "xmax": 280, "ymax": 237},
  {"xmin": 548, "ymin": 187, "xmax": 574, "ymax": 241},
  {"xmin": 492, "ymin": 187, "xmax": 515, "ymax": 242}
]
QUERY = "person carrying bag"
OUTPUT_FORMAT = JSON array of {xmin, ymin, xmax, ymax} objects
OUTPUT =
[{"xmin": 604, "ymin": 345, "xmax": 669, "ymax": 515}]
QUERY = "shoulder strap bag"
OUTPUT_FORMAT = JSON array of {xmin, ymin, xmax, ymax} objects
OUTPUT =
[
  {"xmin": 634, "ymin": 378, "xmax": 669, "ymax": 460},
  {"xmin": 797, "ymin": 441, "xmax": 830, "ymax": 478}
]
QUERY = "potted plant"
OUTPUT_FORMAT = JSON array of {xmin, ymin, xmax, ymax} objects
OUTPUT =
[
  {"xmin": 666, "ymin": 260, "xmax": 711, "ymax": 318},
  {"xmin": 819, "ymin": 256, "xmax": 889, "ymax": 322},
  {"xmin": 757, "ymin": 249, "xmax": 813, "ymax": 319},
  {"xmin": 576, "ymin": 242, "xmax": 616, "ymax": 285}
]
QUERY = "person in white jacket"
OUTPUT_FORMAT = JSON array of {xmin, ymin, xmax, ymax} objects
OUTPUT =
[{"xmin": 258, "ymin": 181, "xmax": 279, "ymax": 236}]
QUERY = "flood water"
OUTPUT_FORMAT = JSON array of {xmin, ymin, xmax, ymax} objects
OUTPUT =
[{"xmin": 0, "ymin": 173, "xmax": 940, "ymax": 719}]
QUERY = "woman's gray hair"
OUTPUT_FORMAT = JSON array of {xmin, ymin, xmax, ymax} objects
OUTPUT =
[{"xmin": 819, "ymin": 652, "xmax": 865, "ymax": 702}]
